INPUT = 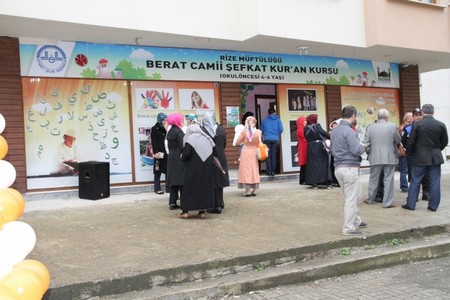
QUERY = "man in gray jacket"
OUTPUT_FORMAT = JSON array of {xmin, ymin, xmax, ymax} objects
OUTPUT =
[
  {"xmin": 363, "ymin": 109, "xmax": 401, "ymax": 208},
  {"xmin": 331, "ymin": 106, "xmax": 367, "ymax": 235}
]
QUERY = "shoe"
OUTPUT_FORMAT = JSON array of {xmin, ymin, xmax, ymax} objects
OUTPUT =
[
  {"xmin": 427, "ymin": 207, "xmax": 437, "ymax": 212},
  {"xmin": 422, "ymin": 195, "xmax": 430, "ymax": 201},
  {"xmin": 312, "ymin": 184, "xmax": 318, "ymax": 189},
  {"xmin": 327, "ymin": 185, "xmax": 332, "ymax": 190},
  {"xmin": 241, "ymin": 193, "xmax": 252, "ymax": 197},
  {"xmin": 207, "ymin": 208, "xmax": 222, "ymax": 214},
  {"xmin": 169, "ymin": 204, "xmax": 180, "ymax": 210},
  {"xmin": 374, "ymin": 198, "xmax": 383, "ymax": 203},
  {"xmin": 358, "ymin": 222, "xmax": 368, "ymax": 229},
  {"xmin": 383, "ymin": 205, "xmax": 396, "ymax": 208},
  {"xmin": 364, "ymin": 200, "xmax": 374, "ymax": 205},
  {"xmin": 178, "ymin": 213, "xmax": 188, "ymax": 219},
  {"xmin": 343, "ymin": 230, "xmax": 362, "ymax": 236},
  {"xmin": 155, "ymin": 191, "xmax": 164, "ymax": 195},
  {"xmin": 197, "ymin": 212, "xmax": 205, "ymax": 219},
  {"xmin": 401, "ymin": 188, "xmax": 409, "ymax": 193},
  {"xmin": 401, "ymin": 204, "xmax": 415, "ymax": 211},
  {"xmin": 250, "ymin": 189, "xmax": 256, "ymax": 196}
]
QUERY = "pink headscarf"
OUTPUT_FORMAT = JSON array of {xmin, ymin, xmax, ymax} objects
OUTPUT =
[
  {"xmin": 167, "ymin": 112, "xmax": 183, "ymax": 129},
  {"xmin": 245, "ymin": 116, "xmax": 257, "ymax": 141}
]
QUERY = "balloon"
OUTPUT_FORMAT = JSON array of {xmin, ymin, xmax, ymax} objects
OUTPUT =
[
  {"xmin": 13, "ymin": 260, "xmax": 50, "ymax": 292},
  {"xmin": 0, "ymin": 286, "xmax": 19, "ymax": 300},
  {"xmin": 0, "ymin": 221, "xmax": 36, "ymax": 265},
  {"xmin": 0, "ymin": 261, "xmax": 13, "ymax": 280},
  {"xmin": 0, "ymin": 160, "xmax": 16, "ymax": 189},
  {"xmin": 0, "ymin": 194, "xmax": 21, "ymax": 223},
  {"xmin": 0, "ymin": 269, "xmax": 44, "ymax": 300},
  {"xmin": 0, "ymin": 212, "xmax": 4, "ymax": 230},
  {"xmin": 1, "ymin": 189, "xmax": 25, "ymax": 216},
  {"xmin": 0, "ymin": 135, "xmax": 7, "ymax": 160},
  {"xmin": 0, "ymin": 113, "xmax": 5, "ymax": 134}
]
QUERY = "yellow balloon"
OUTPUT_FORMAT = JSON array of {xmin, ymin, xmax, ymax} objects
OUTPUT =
[
  {"xmin": 0, "ymin": 135, "xmax": 7, "ymax": 160},
  {"xmin": 0, "ymin": 195, "xmax": 20, "ymax": 223},
  {"xmin": 0, "ymin": 269, "xmax": 44, "ymax": 300},
  {"xmin": 13, "ymin": 260, "xmax": 50, "ymax": 292},
  {"xmin": 3, "ymin": 189, "xmax": 25, "ymax": 216},
  {"xmin": 0, "ymin": 286, "xmax": 19, "ymax": 300},
  {"xmin": 0, "ymin": 211, "xmax": 4, "ymax": 231}
]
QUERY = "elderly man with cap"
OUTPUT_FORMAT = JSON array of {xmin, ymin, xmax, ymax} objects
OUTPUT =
[{"xmin": 52, "ymin": 128, "xmax": 79, "ymax": 176}]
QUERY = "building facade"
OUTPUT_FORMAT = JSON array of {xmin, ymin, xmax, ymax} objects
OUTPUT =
[{"xmin": 1, "ymin": 0, "xmax": 449, "ymax": 193}]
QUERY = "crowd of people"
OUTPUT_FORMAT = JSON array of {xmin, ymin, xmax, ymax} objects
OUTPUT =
[
  {"xmin": 150, "ymin": 104, "xmax": 447, "ymax": 232},
  {"xmin": 149, "ymin": 111, "xmax": 230, "ymax": 219}
]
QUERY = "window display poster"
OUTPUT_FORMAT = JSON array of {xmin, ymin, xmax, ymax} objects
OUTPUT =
[
  {"xmin": 131, "ymin": 81, "xmax": 220, "ymax": 182},
  {"xmin": 226, "ymin": 106, "xmax": 240, "ymax": 127},
  {"xmin": 340, "ymin": 87, "xmax": 400, "ymax": 142},
  {"xmin": 22, "ymin": 78, "xmax": 132, "ymax": 189},
  {"xmin": 277, "ymin": 85, "xmax": 326, "ymax": 173}
]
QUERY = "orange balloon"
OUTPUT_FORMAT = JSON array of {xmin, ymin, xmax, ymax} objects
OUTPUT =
[
  {"xmin": 0, "ymin": 194, "xmax": 21, "ymax": 223},
  {"xmin": 0, "ymin": 269, "xmax": 44, "ymax": 300},
  {"xmin": 0, "ymin": 135, "xmax": 8, "ymax": 160},
  {"xmin": 4, "ymin": 189, "xmax": 25, "ymax": 216},
  {"xmin": 13, "ymin": 260, "xmax": 50, "ymax": 292},
  {"xmin": 0, "ymin": 286, "xmax": 19, "ymax": 300}
]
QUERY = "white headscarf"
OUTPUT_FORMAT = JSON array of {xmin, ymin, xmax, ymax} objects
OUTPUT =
[
  {"xmin": 183, "ymin": 123, "xmax": 215, "ymax": 162},
  {"xmin": 202, "ymin": 111, "xmax": 218, "ymax": 138}
]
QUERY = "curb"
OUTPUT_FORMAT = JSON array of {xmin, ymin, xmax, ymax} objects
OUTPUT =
[{"xmin": 43, "ymin": 225, "xmax": 450, "ymax": 300}]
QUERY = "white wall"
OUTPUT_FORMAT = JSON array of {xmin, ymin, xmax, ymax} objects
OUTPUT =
[
  {"xmin": 1, "ymin": 0, "xmax": 366, "ymax": 45},
  {"xmin": 420, "ymin": 68, "xmax": 450, "ymax": 159}
]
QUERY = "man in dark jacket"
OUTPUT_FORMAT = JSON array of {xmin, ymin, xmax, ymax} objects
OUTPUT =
[{"xmin": 402, "ymin": 104, "xmax": 448, "ymax": 212}]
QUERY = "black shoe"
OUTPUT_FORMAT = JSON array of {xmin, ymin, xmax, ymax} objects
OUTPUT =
[
  {"xmin": 427, "ymin": 207, "xmax": 437, "ymax": 212},
  {"xmin": 422, "ymin": 195, "xmax": 430, "ymax": 201},
  {"xmin": 207, "ymin": 208, "xmax": 222, "ymax": 214},
  {"xmin": 169, "ymin": 204, "xmax": 180, "ymax": 210},
  {"xmin": 374, "ymin": 198, "xmax": 383, "ymax": 203},
  {"xmin": 401, "ymin": 204, "xmax": 415, "ymax": 211}
]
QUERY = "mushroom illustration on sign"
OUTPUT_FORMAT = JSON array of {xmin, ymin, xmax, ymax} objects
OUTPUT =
[{"xmin": 97, "ymin": 58, "xmax": 111, "ymax": 78}]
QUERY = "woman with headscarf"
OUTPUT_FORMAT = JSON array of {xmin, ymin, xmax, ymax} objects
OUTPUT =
[
  {"xmin": 150, "ymin": 112, "xmax": 168, "ymax": 194},
  {"xmin": 202, "ymin": 111, "xmax": 230, "ymax": 214},
  {"xmin": 166, "ymin": 112, "xmax": 185, "ymax": 210},
  {"xmin": 235, "ymin": 116, "xmax": 262, "ymax": 197},
  {"xmin": 178, "ymin": 123, "xmax": 216, "ymax": 219},
  {"xmin": 296, "ymin": 115, "xmax": 308, "ymax": 185},
  {"xmin": 303, "ymin": 114, "xmax": 331, "ymax": 189}
]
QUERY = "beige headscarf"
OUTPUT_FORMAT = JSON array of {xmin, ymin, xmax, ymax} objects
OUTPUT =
[{"xmin": 183, "ymin": 123, "xmax": 215, "ymax": 162}]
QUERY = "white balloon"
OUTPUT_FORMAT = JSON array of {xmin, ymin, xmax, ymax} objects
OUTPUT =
[
  {"xmin": 0, "ymin": 160, "xmax": 16, "ymax": 188},
  {"xmin": 0, "ymin": 221, "xmax": 36, "ymax": 266},
  {"xmin": 0, "ymin": 113, "xmax": 5, "ymax": 134}
]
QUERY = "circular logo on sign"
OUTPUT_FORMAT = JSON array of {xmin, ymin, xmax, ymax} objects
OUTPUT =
[
  {"xmin": 36, "ymin": 45, "xmax": 67, "ymax": 74},
  {"xmin": 75, "ymin": 54, "xmax": 88, "ymax": 67}
]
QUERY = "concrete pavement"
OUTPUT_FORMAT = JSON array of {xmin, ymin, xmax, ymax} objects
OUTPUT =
[{"xmin": 20, "ymin": 162, "xmax": 450, "ymax": 299}]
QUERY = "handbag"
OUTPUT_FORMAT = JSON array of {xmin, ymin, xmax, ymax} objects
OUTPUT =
[
  {"xmin": 398, "ymin": 143, "xmax": 406, "ymax": 157},
  {"xmin": 311, "ymin": 124, "xmax": 331, "ymax": 153},
  {"xmin": 255, "ymin": 133, "xmax": 269, "ymax": 161}
]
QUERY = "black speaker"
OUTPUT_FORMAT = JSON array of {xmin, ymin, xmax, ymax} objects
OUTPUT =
[{"xmin": 79, "ymin": 161, "xmax": 110, "ymax": 200}]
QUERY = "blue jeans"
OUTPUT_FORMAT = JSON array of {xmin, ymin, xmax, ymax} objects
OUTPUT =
[
  {"xmin": 405, "ymin": 164, "xmax": 441, "ymax": 210},
  {"xmin": 399, "ymin": 156, "xmax": 409, "ymax": 190},
  {"xmin": 265, "ymin": 140, "xmax": 279, "ymax": 175}
]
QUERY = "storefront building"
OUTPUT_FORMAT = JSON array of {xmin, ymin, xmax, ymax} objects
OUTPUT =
[{"xmin": 1, "ymin": 0, "xmax": 449, "ymax": 193}]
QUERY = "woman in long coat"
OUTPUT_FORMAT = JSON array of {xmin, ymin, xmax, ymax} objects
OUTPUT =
[
  {"xmin": 303, "ymin": 114, "xmax": 331, "ymax": 188},
  {"xmin": 236, "ymin": 116, "xmax": 261, "ymax": 197},
  {"xmin": 150, "ymin": 112, "xmax": 168, "ymax": 194},
  {"xmin": 179, "ymin": 123, "xmax": 216, "ymax": 219},
  {"xmin": 296, "ymin": 115, "xmax": 307, "ymax": 185},
  {"xmin": 202, "ymin": 111, "xmax": 230, "ymax": 213},
  {"xmin": 166, "ymin": 113, "xmax": 185, "ymax": 210}
]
